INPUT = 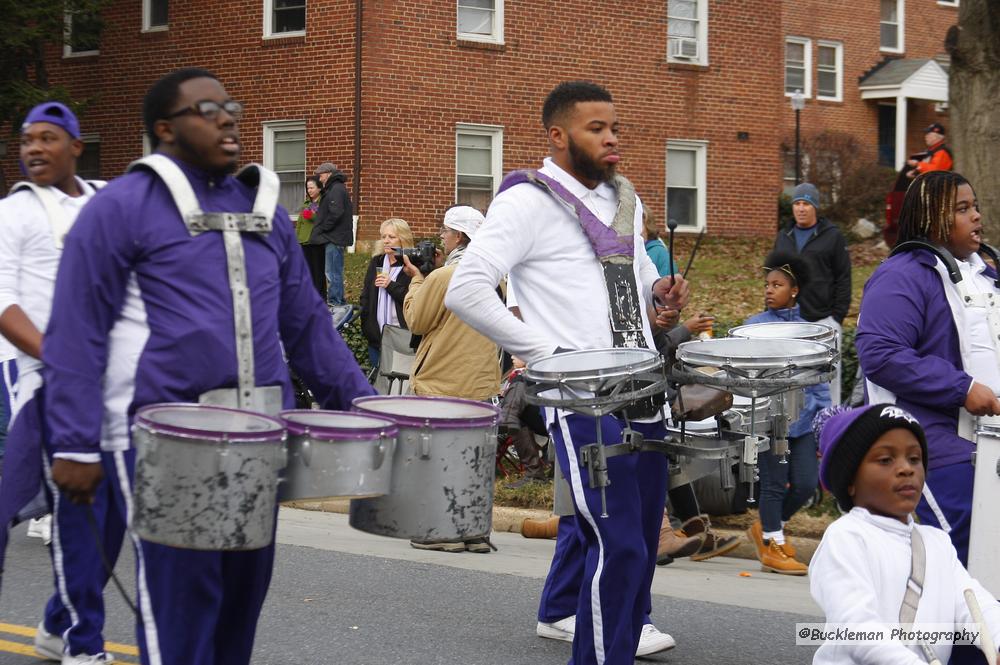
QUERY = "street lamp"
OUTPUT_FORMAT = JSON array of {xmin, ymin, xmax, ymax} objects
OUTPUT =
[{"xmin": 790, "ymin": 89, "xmax": 805, "ymax": 185}]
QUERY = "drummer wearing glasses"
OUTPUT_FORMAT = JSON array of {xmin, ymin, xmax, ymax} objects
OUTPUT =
[
  {"xmin": 42, "ymin": 69, "xmax": 373, "ymax": 665},
  {"xmin": 447, "ymin": 81, "xmax": 688, "ymax": 664}
]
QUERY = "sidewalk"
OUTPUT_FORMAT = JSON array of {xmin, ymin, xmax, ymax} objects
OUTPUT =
[{"xmin": 284, "ymin": 499, "xmax": 822, "ymax": 564}]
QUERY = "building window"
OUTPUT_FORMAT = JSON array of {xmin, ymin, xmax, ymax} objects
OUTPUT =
[
  {"xmin": 666, "ymin": 140, "xmax": 707, "ymax": 231},
  {"xmin": 264, "ymin": 0, "xmax": 306, "ymax": 38},
  {"xmin": 816, "ymin": 41, "xmax": 843, "ymax": 101},
  {"xmin": 263, "ymin": 122, "xmax": 306, "ymax": 215},
  {"xmin": 455, "ymin": 124, "xmax": 502, "ymax": 212},
  {"xmin": 457, "ymin": 0, "xmax": 503, "ymax": 43},
  {"xmin": 77, "ymin": 136, "xmax": 101, "ymax": 180},
  {"xmin": 143, "ymin": 0, "xmax": 168, "ymax": 31},
  {"xmin": 937, "ymin": 0, "xmax": 958, "ymax": 5},
  {"xmin": 784, "ymin": 37, "xmax": 811, "ymax": 97},
  {"xmin": 64, "ymin": 6, "xmax": 102, "ymax": 57},
  {"xmin": 667, "ymin": 0, "xmax": 708, "ymax": 65},
  {"xmin": 880, "ymin": 0, "xmax": 904, "ymax": 52}
]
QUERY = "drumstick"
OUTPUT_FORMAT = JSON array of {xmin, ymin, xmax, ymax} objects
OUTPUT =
[
  {"xmin": 667, "ymin": 219, "xmax": 678, "ymax": 288},
  {"xmin": 964, "ymin": 588, "xmax": 997, "ymax": 663},
  {"xmin": 682, "ymin": 228, "xmax": 706, "ymax": 279}
]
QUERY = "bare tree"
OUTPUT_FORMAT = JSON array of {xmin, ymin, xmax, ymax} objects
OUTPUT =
[{"xmin": 948, "ymin": 1, "xmax": 1000, "ymax": 241}]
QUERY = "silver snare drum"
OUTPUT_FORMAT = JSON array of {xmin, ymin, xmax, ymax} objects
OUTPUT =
[
  {"xmin": 278, "ymin": 410, "xmax": 397, "ymax": 502},
  {"xmin": 523, "ymin": 347, "xmax": 666, "ymax": 417},
  {"xmin": 349, "ymin": 396, "xmax": 498, "ymax": 541},
  {"xmin": 728, "ymin": 321, "xmax": 836, "ymax": 349},
  {"xmin": 132, "ymin": 403, "xmax": 287, "ymax": 551}
]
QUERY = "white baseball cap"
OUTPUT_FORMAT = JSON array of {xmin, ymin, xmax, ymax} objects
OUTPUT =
[{"xmin": 443, "ymin": 206, "xmax": 485, "ymax": 238}]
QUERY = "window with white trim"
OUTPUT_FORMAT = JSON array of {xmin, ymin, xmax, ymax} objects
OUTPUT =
[
  {"xmin": 455, "ymin": 124, "xmax": 502, "ymax": 212},
  {"xmin": 667, "ymin": 0, "xmax": 708, "ymax": 65},
  {"xmin": 77, "ymin": 135, "xmax": 101, "ymax": 180},
  {"xmin": 784, "ymin": 37, "xmax": 811, "ymax": 97},
  {"xmin": 457, "ymin": 0, "xmax": 503, "ymax": 44},
  {"xmin": 264, "ymin": 0, "xmax": 305, "ymax": 38},
  {"xmin": 143, "ymin": 0, "xmax": 168, "ymax": 31},
  {"xmin": 937, "ymin": 0, "xmax": 958, "ymax": 5},
  {"xmin": 880, "ymin": 0, "xmax": 904, "ymax": 52},
  {"xmin": 263, "ymin": 122, "xmax": 307, "ymax": 215},
  {"xmin": 64, "ymin": 6, "xmax": 102, "ymax": 57},
  {"xmin": 666, "ymin": 140, "xmax": 707, "ymax": 231},
  {"xmin": 817, "ymin": 41, "xmax": 843, "ymax": 101}
]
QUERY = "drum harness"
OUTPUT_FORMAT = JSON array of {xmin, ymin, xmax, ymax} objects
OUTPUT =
[
  {"xmin": 502, "ymin": 170, "xmax": 691, "ymax": 516},
  {"xmin": 10, "ymin": 178, "xmax": 106, "ymax": 248},
  {"xmin": 79, "ymin": 156, "xmax": 283, "ymax": 620}
]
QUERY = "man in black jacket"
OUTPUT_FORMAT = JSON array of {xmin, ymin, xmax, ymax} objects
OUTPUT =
[
  {"xmin": 310, "ymin": 162, "xmax": 354, "ymax": 311},
  {"xmin": 773, "ymin": 182, "xmax": 851, "ymax": 403}
]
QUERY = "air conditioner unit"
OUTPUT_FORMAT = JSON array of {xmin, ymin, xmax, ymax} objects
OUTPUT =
[{"xmin": 669, "ymin": 37, "xmax": 699, "ymax": 59}]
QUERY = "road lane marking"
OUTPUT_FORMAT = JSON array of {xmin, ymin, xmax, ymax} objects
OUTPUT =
[{"xmin": 0, "ymin": 622, "xmax": 140, "ymax": 657}]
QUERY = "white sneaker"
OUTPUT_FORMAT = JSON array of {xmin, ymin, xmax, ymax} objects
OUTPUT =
[
  {"xmin": 34, "ymin": 621, "xmax": 64, "ymax": 660},
  {"xmin": 63, "ymin": 653, "xmax": 114, "ymax": 665},
  {"xmin": 635, "ymin": 623, "xmax": 677, "ymax": 657},
  {"xmin": 27, "ymin": 515, "xmax": 52, "ymax": 546},
  {"xmin": 536, "ymin": 615, "xmax": 576, "ymax": 642}
]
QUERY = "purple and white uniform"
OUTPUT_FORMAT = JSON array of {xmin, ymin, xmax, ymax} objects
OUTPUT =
[{"xmin": 42, "ymin": 155, "xmax": 373, "ymax": 665}]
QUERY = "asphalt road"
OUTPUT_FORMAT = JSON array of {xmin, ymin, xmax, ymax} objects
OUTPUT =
[{"xmin": 0, "ymin": 509, "xmax": 820, "ymax": 664}]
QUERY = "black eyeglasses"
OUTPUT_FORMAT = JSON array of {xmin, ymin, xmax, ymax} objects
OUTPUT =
[{"xmin": 165, "ymin": 100, "xmax": 243, "ymax": 122}]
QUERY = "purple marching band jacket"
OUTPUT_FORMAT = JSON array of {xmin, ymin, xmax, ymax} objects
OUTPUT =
[{"xmin": 856, "ymin": 246, "xmax": 1000, "ymax": 473}]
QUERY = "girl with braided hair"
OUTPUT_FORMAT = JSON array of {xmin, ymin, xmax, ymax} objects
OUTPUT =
[{"xmin": 856, "ymin": 170, "xmax": 1000, "ymax": 573}]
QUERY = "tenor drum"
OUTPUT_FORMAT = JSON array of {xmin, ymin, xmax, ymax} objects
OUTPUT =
[
  {"xmin": 728, "ymin": 395, "xmax": 772, "ymax": 435},
  {"xmin": 728, "ymin": 321, "xmax": 836, "ymax": 349},
  {"xmin": 132, "ymin": 403, "xmax": 287, "ymax": 550},
  {"xmin": 969, "ymin": 418, "xmax": 1000, "ymax": 596},
  {"xmin": 349, "ymin": 396, "xmax": 498, "ymax": 541},
  {"xmin": 278, "ymin": 410, "xmax": 397, "ymax": 501},
  {"xmin": 524, "ymin": 348, "xmax": 666, "ymax": 417}
]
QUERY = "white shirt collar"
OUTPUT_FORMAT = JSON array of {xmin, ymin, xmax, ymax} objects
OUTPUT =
[
  {"xmin": 542, "ymin": 157, "xmax": 616, "ymax": 202},
  {"xmin": 957, "ymin": 251, "xmax": 988, "ymax": 277},
  {"xmin": 46, "ymin": 177, "xmax": 95, "ymax": 204},
  {"xmin": 850, "ymin": 505, "xmax": 914, "ymax": 535}
]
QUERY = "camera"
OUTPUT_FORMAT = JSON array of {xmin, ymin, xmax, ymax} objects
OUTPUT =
[{"xmin": 389, "ymin": 240, "xmax": 437, "ymax": 275}]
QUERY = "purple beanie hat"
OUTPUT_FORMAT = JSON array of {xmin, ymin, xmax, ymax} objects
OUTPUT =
[{"xmin": 813, "ymin": 403, "xmax": 928, "ymax": 510}]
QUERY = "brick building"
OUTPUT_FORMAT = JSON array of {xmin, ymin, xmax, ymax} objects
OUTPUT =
[{"xmin": 1, "ymin": 0, "xmax": 958, "ymax": 238}]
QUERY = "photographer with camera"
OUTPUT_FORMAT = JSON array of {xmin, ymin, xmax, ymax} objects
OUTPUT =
[
  {"xmin": 358, "ymin": 218, "xmax": 415, "ymax": 366},
  {"xmin": 401, "ymin": 205, "xmax": 502, "ymax": 553}
]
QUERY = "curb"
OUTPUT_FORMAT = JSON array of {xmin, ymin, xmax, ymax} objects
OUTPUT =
[{"xmin": 282, "ymin": 500, "xmax": 820, "ymax": 564}]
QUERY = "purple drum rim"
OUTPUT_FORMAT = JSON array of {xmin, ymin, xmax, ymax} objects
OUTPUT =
[
  {"xmin": 352, "ymin": 395, "xmax": 498, "ymax": 429},
  {"xmin": 135, "ymin": 403, "xmax": 285, "ymax": 443},
  {"xmin": 279, "ymin": 409, "xmax": 398, "ymax": 440}
]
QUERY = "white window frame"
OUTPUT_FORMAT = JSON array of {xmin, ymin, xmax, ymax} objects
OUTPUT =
[
  {"xmin": 936, "ymin": 0, "xmax": 958, "ymax": 5},
  {"xmin": 880, "ymin": 0, "xmax": 904, "ymax": 54},
  {"xmin": 666, "ymin": 0, "xmax": 709, "ymax": 66},
  {"xmin": 816, "ymin": 40, "xmax": 843, "ymax": 102},
  {"xmin": 784, "ymin": 36, "xmax": 811, "ymax": 98},
  {"xmin": 457, "ymin": 0, "xmax": 504, "ymax": 45},
  {"xmin": 262, "ymin": 121, "xmax": 307, "ymax": 217},
  {"xmin": 665, "ymin": 139, "xmax": 708, "ymax": 232},
  {"xmin": 455, "ymin": 123, "xmax": 503, "ymax": 206},
  {"xmin": 63, "ymin": 10, "xmax": 100, "ymax": 58},
  {"xmin": 263, "ymin": 0, "xmax": 306, "ymax": 39},
  {"xmin": 142, "ymin": 0, "xmax": 168, "ymax": 32}
]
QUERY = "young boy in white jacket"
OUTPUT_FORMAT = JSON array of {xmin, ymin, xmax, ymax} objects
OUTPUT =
[{"xmin": 810, "ymin": 403, "xmax": 1000, "ymax": 665}]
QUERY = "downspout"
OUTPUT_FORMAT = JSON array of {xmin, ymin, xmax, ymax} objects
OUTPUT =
[{"xmin": 351, "ymin": 0, "xmax": 363, "ymax": 252}]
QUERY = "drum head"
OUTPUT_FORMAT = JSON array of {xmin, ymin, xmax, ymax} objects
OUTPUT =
[
  {"xmin": 728, "ymin": 322, "xmax": 834, "ymax": 344},
  {"xmin": 280, "ymin": 410, "xmax": 397, "ymax": 439},
  {"xmin": 676, "ymin": 338, "xmax": 832, "ymax": 369},
  {"xmin": 136, "ymin": 403, "xmax": 285, "ymax": 441},
  {"xmin": 525, "ymin": 348, "xmax": 661, "ymax": 382},
  {"xmin": 353, "ymin": 396, "xmax": 498, "ymax": 429}
]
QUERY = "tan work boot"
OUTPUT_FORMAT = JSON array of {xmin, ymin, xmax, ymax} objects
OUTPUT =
[
  {"xmin": 780, "ymin": 540, "xmax": 797, "ymax": 559},
  {"xmin": 759, "ymin": 539, "xmax": 808, "ymax": 575},
  {"xmin": 657, "ymin": 513, "xmax": 704, "ymax": 565},
  {"xmin": 746, "ymin": 519, "xmax": 766, "ymax": 560},
  {"xmin": 521, "ymin": 516, "xmax": 559, "ymax": 539},
  {"xmin": 682, "ymin": 515, "xmax": 741, "ymax": 562}
]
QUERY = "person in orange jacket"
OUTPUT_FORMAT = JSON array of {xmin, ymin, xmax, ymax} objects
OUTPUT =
[{"xmin": 906, "ymin": 122, "xmax": 953, "ymax": 178}]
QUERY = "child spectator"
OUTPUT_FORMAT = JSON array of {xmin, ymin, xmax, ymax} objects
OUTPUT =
[
  {"xmin": 810, "ymin": 404, "xmax": 1000, "ymax": 664},
  {"xmin": 745, "ymin": 250, "xmax": 831, "ymax": 574}
]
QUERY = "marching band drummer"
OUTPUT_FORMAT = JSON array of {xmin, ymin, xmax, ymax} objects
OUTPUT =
[
  {"xmin": 856, "ymin": 170, "xmax": 1000, "ymax": 569},
  {"xmin": 446, "ymin": 81, "xmax": 689, "ymax": 665},
  {"xmin": 0, "ymin": 102, "xmax": 120, "ymax": 665},
  {"xmin": 42, "ymin": 68, "xmax": 373, "ymax": 665}
]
